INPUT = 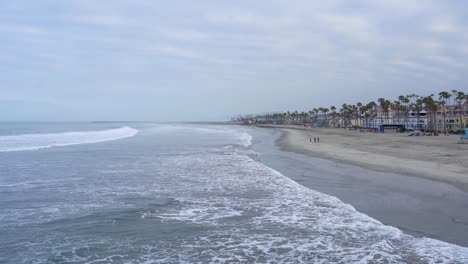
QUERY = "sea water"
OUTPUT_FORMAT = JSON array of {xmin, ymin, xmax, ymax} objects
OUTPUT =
[{"xmin": 0, "ymin": 122, "xmax": 467, "ymax": 263}]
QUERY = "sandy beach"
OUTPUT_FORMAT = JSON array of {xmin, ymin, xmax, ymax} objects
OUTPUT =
[
  {"xmin": 259, "ymin": 125, "xmax": 468, "ymax": 191},
  {"xmin": 250, "ymin": 126, "xmax": 468, "ymax": 247}
]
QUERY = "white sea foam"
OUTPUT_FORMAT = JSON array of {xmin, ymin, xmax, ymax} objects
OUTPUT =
[
  {"xmin": 149, "ymin": 124, "xmax": 252, "ymax": 147},
  {"xmin": 0, "ymin": 126, "xmax": 138, "ymax": 152},
  {"xmin": 139, "ymin": 151, "xmax": 468, "ymax": 263},
  {"xmin": 4, "ymin": 126, "xmax": 468, "ymax": 263},
  {"xmin": 238, "ymin": 131, "xmax": 252, "ymax": 147}
]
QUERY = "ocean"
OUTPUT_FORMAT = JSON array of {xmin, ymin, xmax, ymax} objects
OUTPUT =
[{"xmin": 1, "ymin": 122, "xmax": 467, "ymax": 263}]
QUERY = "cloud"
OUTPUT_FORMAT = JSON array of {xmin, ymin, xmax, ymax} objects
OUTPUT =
[
  {"xmin": 0, "ymin": 25, "xmax": 47, "ymax": 35},
  {"xmin": 316, "ymin": 14, "xmax": 374, "ymax": 43},
  {"xmin": 426, "ymin": 55, "xmax": 466, "ymax": 68},
  {"xmin": 206, "ymin": 9, "xmax": 298, "ymax": 30},
  {"xmin": 146, "ymin": 44, "xmax": 203, "ymax": 60},
  {"xmin": 417, "ymin": 40, "xmax": 442, "ymax": 51},
  {"xmin": 428, "ymin": 19, "xmax": 459, "ymax": 33},
  {"xmin": 392, "ymin": 59, "xmax": 446, "ymax": 74},
  {"xmin": 156, "ymin": 27, "xmax": 210, "ymax": 42},
  {"xmin": 63, "ymin": 15, "xmax": 131, "ymax": 26},
  {"xmin": 365, "ymin": 0, "xmax": 435, "ymax": 15},
  {"xmin": 460, "ymin": 46, "xmax": 468, "ymax": 55},
  {"xmin": 144, "ymin": 44, "xmax": 240, "ymax": 65},
  {"xmin": 4, "ymin": 0, "xmax": 468, "ymax": 120}
]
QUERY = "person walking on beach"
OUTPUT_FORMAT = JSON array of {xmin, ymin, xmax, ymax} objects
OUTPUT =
[
  {"xmin": 314, "ymin": 137, "xmax": 316, "ymax": 143},
  {"xmin": 317, "ymin": 137, "xmax": 320, "ymax": 143}
]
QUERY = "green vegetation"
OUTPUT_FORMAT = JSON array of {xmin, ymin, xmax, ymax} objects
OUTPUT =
[{"xmin": 247, "ymin": 90, "xmax": 468, "ymax": 133}]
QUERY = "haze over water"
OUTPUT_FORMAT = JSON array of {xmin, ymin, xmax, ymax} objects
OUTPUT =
[{"xmin": 1, "ymin": 123, "xmax": 467, "ymax": 263}]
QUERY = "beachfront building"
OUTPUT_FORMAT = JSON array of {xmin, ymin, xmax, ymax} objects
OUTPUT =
[
  {"xmin": 363, "ymin": 106, "xmax": 428, "ymax": 131},
  {"xmin": 350, "ymin": 104, "xmax": 468, "ymax": 132},
  {"xmin": 379, "ymin": 124, "xmax": 405, "ymax": 133},
  {"xmin": 248, "ymin": 101, "xmax": 467, "ymax": 132},
  {"xmin": 436, "ymin": 103, "xmax": 468, "ymax": 131},
  {"xmin": 314, "ymin": 112, "xmax": 330, "ymax": 127},
  {"xmin": 363, "ymin": 106, "xmax": 390, "ymax": 129},
  {"xmin": 407, "ymin": 111, "xmax": 429, "ymax": 130}
]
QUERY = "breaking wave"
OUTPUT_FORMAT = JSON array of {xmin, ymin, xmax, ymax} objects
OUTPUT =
[
  {"xmin": 0, "ymin": 126, "xmax": 138, "ymax": 152},
  {"xmin": 3, "ymin": 124, "xmax": 467, "ymax": 263},
  {"xmin": 149, "ymin": 124, "xmax": 252, "ymax": 147}
]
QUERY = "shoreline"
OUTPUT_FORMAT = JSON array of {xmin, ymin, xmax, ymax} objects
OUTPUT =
[
  {"xmin": 258, "ymin": 125, "xmax": 468, "ymax": 192},
  {"xmin": 248, "ymin": 126, "xmax": 468, "ymax": 247}
]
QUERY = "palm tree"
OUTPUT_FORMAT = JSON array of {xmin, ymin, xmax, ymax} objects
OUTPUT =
[
  {"xmin": 323, "ymin": 108, "xmax": 330, "ymax": 127},
  {"xmin": 398, "ymin": 95, "xmax": 410, "ymax": 128},
  {"xmin": 361, "ymin": 104, "xmax": 369, "ymax": 127},
  {"xmin": 282, "ymin": 112, "xmax": 287, "ymax": 123},
  {"xmin": 393, "ymin": 101, "xmax": 401, "ymax": 124},
  {"xmin": 330, "ymin": 106, "xmax": 336, "ymax": 127},
  {"xmin": 300, "ymin": 111, "xmax": 307, "ymax": 123},
  {"xmin": 451, "ymin": 90, "xmax": 458, "ymax": 105},
  {"xmin": 454, "ymin": 90, "xmax": 466, "ymax": 129},
  {"xmin": 388, "ymin": 102, "xmax": 394, "ymax": 124},
  {"xmin": 293, "ymin": 111, "xmax": 299, "ymax": 123},
  {"xmin": 318, "ymin": 108, "xmax": 325, "ymax": 124},
  {"xmin": 340, "ymin": 104, "xmax": 348, "ymax": 127},
  {"xmin": 439, "ymin": 91, "xmax": 451, "ymax": 134},
  {"xmin": 465, "ymin": 93, "xmax": 468, "ymax": 128},
  {"xmin": 356, "ymin": 102, "xmax": 363, "ymax": 127},
  {"xmin": 422, "ymin": 95, "xmax": 438, "ymax": 133},
  {"xmin": 335, "ymin": 111, "xmax": 342, "ymax": 128},
  {"xmin": 377, "ymin": 98, "xmax": 391, "ymax": 124},
  {"xmin": 414, "ymin": 98, "xmax": 423, "ymax": 130},
  {"xmin": 349, "ymin": 104, "xmax": 357, "ymax": 127},
  {"xmin": 365, "ymin": 101, "xmax": 377, "ymax": 128},
  {"xmin": 377, "ymin": 98, "xmax": 385, "ymax": 124}
]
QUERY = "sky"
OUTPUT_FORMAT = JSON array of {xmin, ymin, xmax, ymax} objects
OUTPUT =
[{"xmin": 1, "ymin": 0, "xmax": 468, "ymax": 121}]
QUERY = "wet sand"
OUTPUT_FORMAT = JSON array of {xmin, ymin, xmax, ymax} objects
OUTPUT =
[
  {"xmin": 249, "ymin": 126, "xmax": 468, "ymax": 248},
  {"xmin": 259, "ymin": 125, "xmax": 468, "ymax": 191}
]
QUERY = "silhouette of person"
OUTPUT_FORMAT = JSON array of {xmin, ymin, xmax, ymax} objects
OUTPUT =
[
  {"xmin": 317, "ymin": 137, "xmax": 320, "ymax": 143},
  {"xmin": 314, "ymin": 137, "xmax": 316, "ymax": 143}
]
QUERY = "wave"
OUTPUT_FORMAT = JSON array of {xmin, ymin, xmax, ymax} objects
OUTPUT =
[
  {"xmin": 140, "ymin": 152, "xmax": 468, "ymax": 263},
  {"xmin": 238, "ymin": 131, "xmax": 252, "ymax": 147},
  {"xmin": 3, "ymin": 128, "xmax": 468, "ymax": 263},
  {"xmin": 0, "ymin": 126, "xmax": 138, "ymax": 152},
  {"xmin": 149, "ymin": 124, "xmax": 252, "ymax": 147}
]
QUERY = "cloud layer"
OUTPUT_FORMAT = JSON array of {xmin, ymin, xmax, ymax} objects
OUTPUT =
[{"xmin": 1, "ymin": 0, "xmax": 468, "ymax": 120}]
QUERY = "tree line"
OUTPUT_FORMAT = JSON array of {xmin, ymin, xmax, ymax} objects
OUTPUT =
[{"xmin": 249, "ymin": 90, "xmax": 467, "ymax": 133}]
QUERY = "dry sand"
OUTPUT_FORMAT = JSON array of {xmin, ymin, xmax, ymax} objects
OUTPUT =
[{"xmin": 259, "ymin": 125, "xmax": 468, "ymax": 191}]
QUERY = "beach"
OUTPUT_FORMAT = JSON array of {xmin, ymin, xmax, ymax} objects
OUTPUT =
[
  {"xmin": 260, "ymin": 125, "xmax": 468, "ymax": 191},
  {"xmin": 249, "ymin": 126, "xmax": 468, "ymax": 247}
]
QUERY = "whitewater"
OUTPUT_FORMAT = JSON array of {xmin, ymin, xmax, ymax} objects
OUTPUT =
[
  {"xmin": 0, "ymin": 126, "xmax": 138, "ymax": 152},
  {"xmin": 1, "ymin": 123, "xmax": 467, "ymax": 263}
]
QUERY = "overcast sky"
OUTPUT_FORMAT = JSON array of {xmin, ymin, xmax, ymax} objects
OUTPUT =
[{"xmin": 1, "ymin": 0, "xmax": 468, "ymax": 121}]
